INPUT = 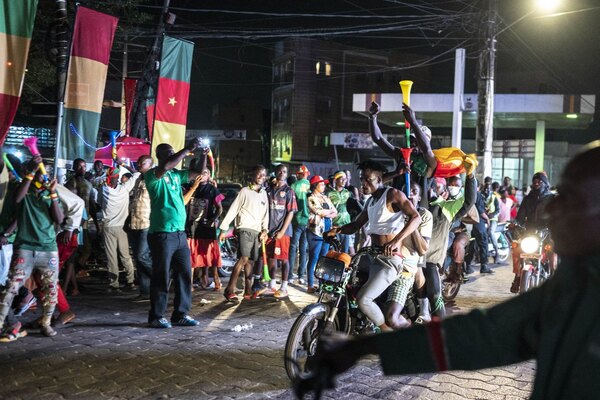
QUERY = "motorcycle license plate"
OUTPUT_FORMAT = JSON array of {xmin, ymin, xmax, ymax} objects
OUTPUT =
[{"xmin": 520, "ymin": 253, "xmax": 541, "ymax": 259}]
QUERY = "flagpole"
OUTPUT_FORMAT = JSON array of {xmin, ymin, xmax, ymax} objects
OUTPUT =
[{"xmin": 53, "ymin": 2, "xmax": 75, "ymax": 183}]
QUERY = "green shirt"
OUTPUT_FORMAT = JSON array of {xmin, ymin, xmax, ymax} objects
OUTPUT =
[
  {"xmin": 144, "ymin": 168, "xmax": 189, "ymax": 233},
  {"xmin": 15, "ymin": 186, "xmax": 58, "ymax": 252},
  {"xmin": 291, "ymin": 178, "xmax": 310, "ymax": 226},
  {"xmin": 328, "ymin": 188, "xmax": 352, "ymax": 226}
]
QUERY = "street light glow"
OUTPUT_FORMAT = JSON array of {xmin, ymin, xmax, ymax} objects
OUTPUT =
[{"xmin": 536, "ymin": 0, "xmax": 560, "ymax": 12}]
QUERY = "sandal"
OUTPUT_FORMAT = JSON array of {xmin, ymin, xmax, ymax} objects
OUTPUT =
[
  {"xmin": 244, "ymin": 293, "xmax": 254, "ymax": 301},
  {"xmin": 224, "ymin": 292, "xmax": 239, "ymax": 302},
  {"xmin": 0, "ymin": 323, "xmax": 28, "ymax": 343}
]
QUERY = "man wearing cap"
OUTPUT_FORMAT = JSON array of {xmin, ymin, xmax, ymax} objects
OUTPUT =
[
  {"xmin": 289, "ymin": 165, "xmax": 311, "ymax": 285},
  {"xmin": 307, "ymin": 175, "xmax": 338, "ymax": 293},
  {"xmin": 98, "ymin": 163, "xmax": 140, "ymax": 292},
  {"xmin": 328, "ymin": 171, "xmax": 352, "ymax": 253},
  {"xmin": 510, "ymin": 171, "xmax": 556, "ymax": 292}
]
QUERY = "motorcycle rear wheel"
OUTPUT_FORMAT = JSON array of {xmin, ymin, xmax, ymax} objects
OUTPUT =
[
  {"xmin": 442, "ymin": 263, "xmax": 462, "ymax": 301},
  {"xmin": 284, "ymin": 310, "xmax": 339, "ymax": 381},
  {"xmin": 442, "ymin": 280, "xmax": 461, "ymax": 301},
  {"xmin": 496, "ymin": 248, "xmax": 510, "ymax": 263}
]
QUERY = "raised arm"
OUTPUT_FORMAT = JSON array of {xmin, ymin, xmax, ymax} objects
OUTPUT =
[
  {"xmin": 368, "ymin": 102, "xmax": 398, "ymax": 160},
  {"xmin": 454, "ymin": 174, "xmax": 477, "ymax": 220},
  {"xmin": 154, "ymin": 138, "xmax": 203, "ymax": 180},
  {"xmin": 402, "ymin": 103, "xmax": 437, "ymax": 177}
]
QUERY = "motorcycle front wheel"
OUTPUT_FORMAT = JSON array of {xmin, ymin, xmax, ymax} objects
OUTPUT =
[
  {"xmin": 519, "ymin": 267, "xmax": 536, "ymax": 294},
  {"xmin": 284, "ymin": 310, "xmax": 339, "ymax": 381}
]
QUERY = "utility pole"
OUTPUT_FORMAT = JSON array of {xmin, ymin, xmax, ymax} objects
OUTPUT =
[
  {"xmin": 451, "ymin": 48, "xmax": 465, "ymax": 148},
  {"xmin": 476, "ymin": 0, "xmax": 497, "ymax": 179},
  {"xmin": 129, "ymin": 0, "xmax": 173, "ymax": 139}
]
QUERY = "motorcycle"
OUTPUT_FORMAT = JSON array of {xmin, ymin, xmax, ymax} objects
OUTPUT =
[
  {"xmin": 217, "ymin": 227, "xmax": 238, "ymax": 277},
  {"xmin": 284, "ymin": 238, "xmax": 418, "ymax": 381},
  {"xmin": 441, "ymin": 225, "xmax": 470, "ymax": 302},
  {"xmin": 515, "ymin": 226, "xmax": 552, "ymax": 293},
  {"xmin": 489, "ymin": 223, "xmax": 511, "ymax": 264}
]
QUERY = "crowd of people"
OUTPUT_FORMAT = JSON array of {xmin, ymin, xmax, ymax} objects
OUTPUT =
[{"xmin": 0, "ymin": 102, "xmax": 556, "ymax": 341}]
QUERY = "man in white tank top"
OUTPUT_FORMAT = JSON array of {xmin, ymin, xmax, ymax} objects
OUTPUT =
[{"xmin": 327, "ymin": 160, "xmax": 421, "ymax": 332}]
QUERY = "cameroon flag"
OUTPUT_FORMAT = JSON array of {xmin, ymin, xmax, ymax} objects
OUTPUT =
[
  {"xmin": 0, "ymin": 0, "xmax": 38, "ymax": 144},
  {"xmin": 56, "ymin": 7, "xmax": 117, "ymax": 168},
  {"xmin": 149, "ymin": 36, "xmax": 194, "ymax": 161}
]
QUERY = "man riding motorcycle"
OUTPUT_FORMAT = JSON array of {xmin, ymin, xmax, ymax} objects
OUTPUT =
[
  {"xmin": 326, "ymin": 160, "xmax": 421, "ymax": 332},
  {"xmin": 425, "ymin": 172, "xmax": 477, "ymax": 314},
  {"xmin": 510, "ymin": 172, "xmax": 555, "ymax": 293}
]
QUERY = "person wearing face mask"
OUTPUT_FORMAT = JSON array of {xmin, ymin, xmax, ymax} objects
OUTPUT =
[
  {"xmin": 424, "ymin": 173, "xmax": 477, "ymax": 317},
  {"xmin": 509, "ymin": 172, "xmax": 556, "ymax": 292}
]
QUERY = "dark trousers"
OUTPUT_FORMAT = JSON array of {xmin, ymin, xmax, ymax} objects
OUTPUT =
[
  {"xmin": 472, "ymin": 222, "xmax": 489, "ymax": 266},
  {"xmin": 148, "ymin": 231, "xmax": 192, "ymax": 322},
  {"xmin": 129, "ymin": 228, "xmax": 153, "ymax": 296},
  {"xmin": 289, "ymin": 224, "xmax": 308, "ymax": 279}
]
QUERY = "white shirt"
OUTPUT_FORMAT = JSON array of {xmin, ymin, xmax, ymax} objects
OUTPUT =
[{"xmin": 99, "ymin": 172, "xmax": 140, "ymax": 227}]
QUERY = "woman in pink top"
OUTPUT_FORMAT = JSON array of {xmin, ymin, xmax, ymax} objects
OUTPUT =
[{"xmin": 497, "ymin": 187, "xmax": 514, "ymax": 223}]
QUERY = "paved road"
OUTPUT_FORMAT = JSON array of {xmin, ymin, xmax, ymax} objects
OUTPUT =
[{"xmin": 1, "ymin": 262, "xmax": 534, "ymax": 400}]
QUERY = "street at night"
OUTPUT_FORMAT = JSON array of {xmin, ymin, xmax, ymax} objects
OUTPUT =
[{"xmin": 1, "ymin": 1, "xmax": 600, "ymax": 399}]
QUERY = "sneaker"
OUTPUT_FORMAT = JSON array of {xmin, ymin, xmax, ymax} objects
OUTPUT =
[
  {"xmin": 132, "ymin": 295, "xmax": 150, "ymax": 303},
  {"xmin": 262, "ymin": 287, "xmax": 277, "ymax": 296},
  {"xmin": 107, "ymin": 287, "xmax": 122, "ymax": 294},
  {"xmin": 149, "ymin": 318, "xmax": 172, "ymax": 329},
  {"xmin": 480, "ymin": 265, "xmax": 494, "ymax": 274},
  {"xmin": 307, "ymin": 287, "xmax": 317, "ymax": 294},
  {"xmin": 297, "ymin": 278, "xmax": 306, "ymax": 285},
  {"xmin": 171, "ymin": 315, "xmax": 199, "ymax": 327},
  {"xmin": 14, "ymin": 294, "xmax": 37, "ymax": 317},
  {"xmin": 0, "ymin": 323, "xmax": 28, "ymax": 342},
  {"xmin": 40, "ymin": 324, "xmax": 57, "ymax": 337},
  {"xmin": 274, "ymin": 289, "xmax": 289, "ymax": 299},
  {"xmin": 465, "ymin": 264, "xmax": 475, "ymax": 275},
  {"xmin": 125, "ymin": 283, "xmax": 138, "ymax": 291},
  {"xmin": 251, "ymin": 281, "xmax": 268, "ymax": 298}
]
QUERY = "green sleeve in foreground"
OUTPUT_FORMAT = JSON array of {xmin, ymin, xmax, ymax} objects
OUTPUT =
[{"xmin": 374, "ymin": 324, "xmax": 438, "ymax": 375}]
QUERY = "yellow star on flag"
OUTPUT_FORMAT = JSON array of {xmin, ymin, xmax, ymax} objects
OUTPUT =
[{"xmin": 168, "ymin": 97, "xmax": 177, "ymax": 106}]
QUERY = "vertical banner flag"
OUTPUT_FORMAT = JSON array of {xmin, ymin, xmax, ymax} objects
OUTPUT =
[
  {"xmin": 150, "ymin": 36, "xmax": 194, "ymax": 161},
  {"xmin": 56, "ymin": 7, "xmax": 117, "ymax": 168},
  {"xmin": 123, "ymin": 78, "xmax": 137, "ymax": 137},
  {"xmin": 0, "ymin": 0, "xmax": 39, "ymax": 144}
]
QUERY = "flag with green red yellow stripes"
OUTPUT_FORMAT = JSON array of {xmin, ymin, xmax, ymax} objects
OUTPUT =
[
  {"xmin": 148, "ymin": 36, "xmax": 194, "ymax": 161},
  {"xmin": 0, "ymin": 0, "xmax": 38, "ymax": 144},
  {"xmin": 56, "ymin": 6, "xmax": 118, "ymax": 168}
]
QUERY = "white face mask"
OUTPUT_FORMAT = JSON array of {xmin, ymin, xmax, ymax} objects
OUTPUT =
[{"xmin": 448, "ymin": 186, "xmax": 461, "ymax": 197}]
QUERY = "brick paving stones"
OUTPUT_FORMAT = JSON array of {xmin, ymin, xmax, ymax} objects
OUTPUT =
[{"xmin": 0, "ymin": 262, "xmax": 533, "ymax": 399}]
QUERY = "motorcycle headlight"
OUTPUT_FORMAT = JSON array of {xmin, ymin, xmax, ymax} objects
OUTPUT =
[
  {"xmin": 314, "ymin": 256, "xmax": 346, "ymax": 284},
  {"xmin": 521, "ymin": 236, "xmax": 540, "ymax": 253}
]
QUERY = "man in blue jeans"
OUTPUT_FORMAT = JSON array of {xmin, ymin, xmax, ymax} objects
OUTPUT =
[
  {"xmin": 128, "ymin": 155, "xmax": 154, "ymax": 302},
  {"xmin": 289, "ymin": 165, "xmax": 310, "ymax": 285},
  {"xmin": 145, "ymin": 139, "xmax": 206, "ymax": 329}
]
